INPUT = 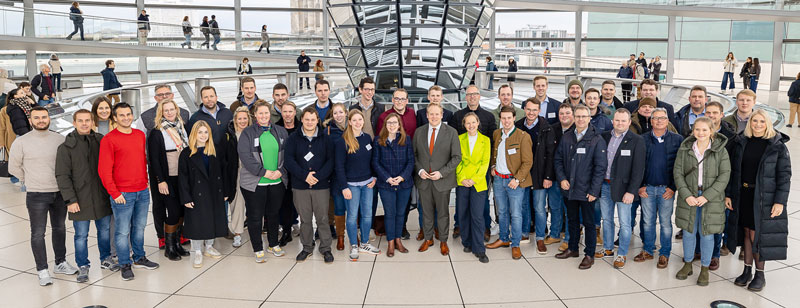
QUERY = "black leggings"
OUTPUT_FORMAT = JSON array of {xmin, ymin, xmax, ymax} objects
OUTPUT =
[
  {"xmin": 159, "ymin": 176, "xmax": 184, "ymax": 225},
  {"xmin": 242, "ymin": 184, "xmax": 285, "ymax": 251}
]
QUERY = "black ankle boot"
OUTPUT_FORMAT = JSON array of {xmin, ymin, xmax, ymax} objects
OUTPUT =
[
  {"xmin": 279, "ymin": 231, "xmax": 292, "ymax": 247},
  {"xmin": 330, "ymin": 225, "xmax": 337, "ymax": 238},
  {"xmin": 164, "ymin": 232, "xmax": 181, "ymax": 261},
  {"xmin": 734, "ymin": 265, "xmax": 752, "ymax": 286},
  {"xmin": 173, "ymin": 233, "xmax": 190, "ymax": 257},
  {"xmin": 748, "ymin": 270, "xmax": 765, "ymax": 291}
]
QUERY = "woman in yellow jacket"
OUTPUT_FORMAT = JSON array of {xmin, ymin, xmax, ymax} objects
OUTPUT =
[{"xmin": 456, "ymin": 112, "xmax": 491, "ymax": 263}]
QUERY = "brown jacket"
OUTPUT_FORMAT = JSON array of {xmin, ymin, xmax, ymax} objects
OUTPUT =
[
  {"xmin": 490, "ymin": 127, "xmax": 534, "ymax": 188},
  {"xmin": 0, "ymin": 106, "xmax": 15, "ymax": 160}
]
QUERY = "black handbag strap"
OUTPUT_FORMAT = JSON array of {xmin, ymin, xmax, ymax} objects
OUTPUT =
[{"xmin": 684, "ymin": 154, "xmax": 708, "ymax": 178}]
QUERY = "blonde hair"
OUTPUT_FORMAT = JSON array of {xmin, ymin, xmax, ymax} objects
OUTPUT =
[
  {"xmin": 692, "ymin": 117, "xmax": 715, "ymax": 140},
  {"xmin": 233, "ymin": 106, "xmax": 252, "ymax": 131},
  {"xmin": 323, "ymin": 103, "xmax": 347, "ymax": 128},
  {"xmin": 743, "ymin": 109, "xmax": 776, "ymax": 139},
  {"xmin": 188, "ymin": 120, "xmax": 216, "ymax": 157},
  {"xmin": 153, "ymin": 99, "xmax": 184, "ymax": 130},
  {"xmin": 343, "ymin": 109, "xmax": 364, "ymax": 154}
]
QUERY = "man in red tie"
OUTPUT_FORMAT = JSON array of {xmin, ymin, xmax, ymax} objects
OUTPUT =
[{"xmin": 413, "ymin": 102, "xmax": 462, "ymax": 256}]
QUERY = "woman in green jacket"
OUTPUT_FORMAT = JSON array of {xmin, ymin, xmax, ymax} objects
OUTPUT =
[
  {"xmin": 673, "ymin": 117, "xmax": 730, "ymax": 286},
  {"xmin": 455, "ymin": 112, "xmax": 491, "ymax": 263}
]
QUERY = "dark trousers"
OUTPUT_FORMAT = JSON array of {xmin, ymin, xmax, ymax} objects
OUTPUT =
[
  {"xmin": 279, "ymin": 186, "xmax": 297, "ymax": 231},
  {"xmin": 52, "ymin": 73, "xmax": 62, "ymax": 91},
  {"xmin": 299, "ymin": 77, "xmax": 310, "ymax": 89},
  {"xmin": 566, "ymin": 199, "xmax": 596, "ymax": 257},
  {"xmin": 68, "ymin": 21, "xmax": 84, "ymax": 40},
  {"xmin": 242, "ymin": 184, "xmax": 285, "ymax": 251},
  {"xmin": 150, "ymin": 185, "xmax": 166, "ymax": 239},
  {"xmin": 26, "ymin": 192, "xmax": 67, "ymax": 271},
  {"xmin": 456, "ymin": 186, "xmax": 487, "ymax": 254}
]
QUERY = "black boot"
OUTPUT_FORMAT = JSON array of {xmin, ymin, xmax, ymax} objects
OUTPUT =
[
  {"xmin": 330, "ymin": 225, "xmax": 337, "ymax": 238},
  {"xmin": 734, "ymin": 265, "xmax": 752, "ymax": 286},
  {"xmin": 748, "ymin": 269, "xmax": 765, "ymax": 291},
  {"xmin": 164, "ymin": 232, "xmax": 181, "ymax": 261},
  {"xmin": 279, "ymin": 230, "xmax": 292, "ymax": 247}
]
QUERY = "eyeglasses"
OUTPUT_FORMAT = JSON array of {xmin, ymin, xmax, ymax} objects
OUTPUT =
[
  {"xmin": 155, "ymin": 92, "xmax": 173, "ymax": 98},
  {"xmin": 361, "ymin": 88, "xmax": 375, "ymax": 92},
  {"xmin": 465, "ymin": 93, "xmax": 480, "ymax": 97},
  {"xmin": 393, "ymin": 97, "xmax": 408, "ymax": 102},
  {"xmin": 386, "ymin": 121, "xmax": 399, "ymax": 125},
  {"xmin": 652, "ymin": 116, "xmax": 668, "ymax": 121},
  {"xmin": 574, "ymin": 115, "xmax": 590, "ymax": 119}
]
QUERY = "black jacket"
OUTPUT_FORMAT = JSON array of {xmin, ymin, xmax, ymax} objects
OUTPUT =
[
  {"xmin": 788, "ymin": 79, "xmax": 800, "ymax": 104},
  {"xmin": 725, "ymin": 133, "xmax": 791, "ymax": 260},
  {"xmin": 186, "ymin": 102, "xmax": 234, "ymax": 148},
  {"xmin": 601, "ymin": 131, "xmax": 646, "ymax": 202},
  {"xmin": 6, "ymin": 101, "xmax": 31, "ymax": 135},
  {"xmin": 222, "ymin": 122, "xmax": 240, "ymax": 201},
  {"xmin": 284, "ymin": 128, "xmax": 335, "ymax": 190},
  {"xmin": 55, "ymin": 130, "xmax": 111, "ymax": 221},
  {"xmin": 554, "ymin": 125, "xmax": 607, "ymax": 201},
  {"xmin": 515, "ymin": 116, "xmax": 556, "ymax": 190},
  {"xmin": 146, "ymin": 128, "xmax": 181, "ymax": 184},
  {"xmin": 297, "ymin": 55, "xmax": 311, "ymax": 72},
  {"xmin": 30, "ymin": 73, "xmax": 55, "ymax": 101},
  {"xmin": 349, "ymin": 101, "xmax": 387, "ymax": 135},
  {"xmin": 552, "ymin": 123, "xmax": 574, "ymax": 149},
  {"xmin": 178, "ymin": 148, "xmax": 228, "ymax": 240},
  {"xmin": 623, "ymin": 99, "xmax": 678, "ymax": 129},
  {"xmin": 450, "ymin": 106, "xmax": 497, "ymax": 139},
  {"xmin": 416, "ymin": 107, "xmax": 454, "ymax": 128}
]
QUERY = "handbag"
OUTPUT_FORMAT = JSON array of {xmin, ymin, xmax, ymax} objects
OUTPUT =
[{"xmin": 0, "ymin": 147, "xmax": 9, "ymax": 178}]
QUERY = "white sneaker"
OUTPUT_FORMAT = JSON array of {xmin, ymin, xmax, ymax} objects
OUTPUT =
[
  {"xmin": 359, "ymin": 243, "xmax": 381, "ymax": 255},
  {"xmin": 349, "ymin": 245, "xmax": 359, "ymax": 261},
  {"xmin": 268, "ymin": 245, "xmax": 285, "ymax": 257},
  {"xmin": 38, "ymin": 269, "xmax": 53, "ymax": 286},
  {"xmin": 204, "ymin": 246, "xmax": 222, "ymax": 259},
  {"xmin": 255, "ymin": 251, "xmax": 267, "ymax": 263},
  {"xmin": 232, "ymin": 235, "xmax": 242, "ymax": 248},
  {"xmin": 192, "ymin": 251, "xmax": 203, "ymax": 268},
  {"xmin": 54, "ymin": 261, "xmax": 78, "ymax": 275}
]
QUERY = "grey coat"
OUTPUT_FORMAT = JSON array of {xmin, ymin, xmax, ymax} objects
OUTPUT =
[
  {"xmin": 413, "ymin": 124, "xmax": 462, "ymax": 192},
  {"xmin": 237, "ymin": 123, "xmax": 288, "ymax": 192}
]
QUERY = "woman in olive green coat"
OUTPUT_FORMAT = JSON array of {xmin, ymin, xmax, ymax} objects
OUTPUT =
[{"xmin": 673, "ymin": 117, "xmax": 730, "ymax": 286}]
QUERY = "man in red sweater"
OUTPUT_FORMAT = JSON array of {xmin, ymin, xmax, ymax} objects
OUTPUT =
[{"xmin": 98, "ymin": 102, "xmax": 159, "ymax": 281}]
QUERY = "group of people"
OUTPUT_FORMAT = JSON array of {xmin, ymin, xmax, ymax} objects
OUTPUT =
[
  {"xmin": 616, "ymin": 52, "xmax": 662, "ymax": 102},
  {"xmin": 482, "ymin": 56, "xmax": 518, "ymax": 90},
  {"xmin": 721, "ymin": 53, "xmax": 762, "ymax": 94},
  {"xmin": 3, "ymin": 71, "xmax": 791, "ymax": 294}
]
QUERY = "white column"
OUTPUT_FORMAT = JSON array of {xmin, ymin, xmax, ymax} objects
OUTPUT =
[
  {"xmin": 489, "ymin": 12, "xmax": 496, "ymax": 58},
  {"xmin": 666, "ymin": 15, "xmax": 676, "ymax": 83},
  {"xmin": 24, "ymin": 0, "xmax": 37, "ymax": 78},
  {"xmin": 574, "ymin": 10, "xmax": 582, "ymax": 75},
  {"xmin": 136, "ymin": 0, "xmax": 148, "ymax": 84},
  {"xmin": 235, "ymin": 0, "xmax": 242, "ymax": 51}
]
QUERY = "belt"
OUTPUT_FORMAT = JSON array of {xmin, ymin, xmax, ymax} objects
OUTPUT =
[
  {"xmin": 698, "ymin": 185, "xmax": 703, "ymax": 192},
  {"xmin": 743, "ymin": 182, "xmax": 753, "ymax": 188},
  {"xmin": 165, "ymin": 149, "xmax": 178, "ymax": 153},
  {"xmin": 495, "ymin": 172, "xmax": 513, "ymax": 179},
  {"xmin": 604, "ymin": 179, "xmax": 611, "ymax": 184}
]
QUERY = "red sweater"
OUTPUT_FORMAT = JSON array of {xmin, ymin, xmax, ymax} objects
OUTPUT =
[
  {"xmin": 377, "ymin": 107, "xmax": 417, "ymax": 140},
  {"xmin": 98, "ymin": 128, "xmax": 148, "ymax": 198}
]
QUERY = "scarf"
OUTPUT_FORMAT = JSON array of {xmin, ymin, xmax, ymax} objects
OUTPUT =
[
  {"xmin": 10, "ymin": 97, "xmax": 33, "ymax": 117},
  {"xmin": 161, "ymin": 119, "xmax": 188, "ymax": 151}
]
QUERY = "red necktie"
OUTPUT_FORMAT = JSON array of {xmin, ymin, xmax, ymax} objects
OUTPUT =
[{"xmin": 429, "ymin": 127, "xmax": 436, "ymax": 156}]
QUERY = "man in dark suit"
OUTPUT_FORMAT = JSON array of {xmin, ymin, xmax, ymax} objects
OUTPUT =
[
  {"xmin": 416, "ymin": 85, "xmax": 454, "ymax": 127},
  {"xmin": 623, "ymin": 79, "xmax": 678, "ymax": 129},
  {"xmin": 414, "ymin": 102, "xmax": 462, "ymax": 256},
  {"xmin": 596, "ymin": 108, "xmax": 646, "ymax": 270}
]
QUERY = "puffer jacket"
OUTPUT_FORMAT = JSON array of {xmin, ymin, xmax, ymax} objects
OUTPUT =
[
  {"xmin": 554, "ymin": 125, "xmax": 607, "ymax": 201},
  {"xmin": 725, "ymin": 133, "xmax": 791, "ymax": 260},
  {"xmin": 55, "ymin": 130, "xmax": 111, "ymax": 221},
  {"xmin": 673, "ymin": 133, "xmax": 731, "ymax": 235}
]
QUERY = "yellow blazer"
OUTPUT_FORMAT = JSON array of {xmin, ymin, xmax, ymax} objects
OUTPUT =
[{"xmin": 456, "ymin": 132, "xmax": 491, "ymax": 192}]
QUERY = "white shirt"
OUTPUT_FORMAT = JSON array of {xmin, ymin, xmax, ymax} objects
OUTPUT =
[
  {"xmin": 418, "ymin": 123, "xmax": 442, "ymax": 176},
  {"xmin": 468, "ymin": 133, "xmax": 477, "ymax": 155},
  {"xmin": 496, "ymin": 127, "xmax": 515, "ymax": 175}
]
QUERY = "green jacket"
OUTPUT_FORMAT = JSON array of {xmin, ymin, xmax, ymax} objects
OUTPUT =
[{"xmin": 673, "ymin": 133, "xmax": 731, "ymax": 235}]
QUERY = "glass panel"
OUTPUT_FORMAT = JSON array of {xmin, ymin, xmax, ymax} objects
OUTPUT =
[
  {"xmin": 399, "ymin": 4, "xmax": 445, "ymax": 25},
  {"xmin": 356, "ymin": 5, "xmax": 396, "ymax": 25},
  {"xmin": 587, "ymin": 22, "xmax": 637, "ymax": 38},
  {"xmin": 473, "ymin": 28, "xmax": 488, "ymax": 47},
  {"xmin": 400, "ymin": 27, "xmax": 443, "ymax": 47},
  {"xmin": 374, "ymin": 70, "xmax": 401, "ymax": 90},
  {"xmin": 347, "ymin": 68, "xmax": 368, "ymax": 89},
  {"xmin": 586, "ymin": 41, "xmax": 638, "ymax": 57},
  {"xmin": 462, "ymin": 67, "xmax": 477, "ymax": 88},
  {"xmin": 335, "ymin": 28, "xmax": 360, "ymax": 47},
  {"xmin": 730, "ymin": 41, "xmax": 773, "ymax": 61},
  {"xmin": 731, "ymin": 21, "xmax": 774, "ymax": 41},
  {"xmin": 784, "ymin": 43, "xmax": 800, "ymax": 62},
  {"xmin": 361, "ymin": 27, "xmax": 398, "ymax": 47},
  {"xmin": 787, "ymin": 23, "xmax": 800, "ymax": 39},
  {"xmin": 679, "ymin": 41, "xmax": 728, "ymax": 60},
  {"xmin": 364, "ymin": 49, "xmax": 400, "ymax": 67},
  {"xmin": 446, "ymin": 5, "xmax": 481, "ymax": 26},
  {"xmin": 329, "ymin": 5, "xmax": 357, "ymax": 26},
  {"xmin": 636, "ymin": 42, "xmax": 668, "ymax": 59},
  {"xmin": 477, "ymin": 7, "xmax": 493, "ymax": 27},
  {"xmin": 637, "ymin": 22, "xmax": 667, "ymax": 39},
  {"xmin": 400, "ymin": 48, "xmax": 440, "ymax": 67},
  {"xmin": 341, "ymin": 48, "xmax": 366, "ymax": 68},
  {"xmin": 441, "ymin": 47, "xmax": 476, "ymax": 68},
  {"xmin": 442, "ymin": 27, "xmax": 470, "ymax": 47},
  {"xmin": 328, "ymin": 0, "xmax": 353, "ymax": 5},
  {"xmin": 437, "ymin": 69, "xmax": 466, "ymax": 89},
  {"xmin": 680, "ymin": 20, "xmax": 731, "ymax": 40},
  {"xmin": 402, "ymin": 70, "xmax": 437, "ymax": 91}
]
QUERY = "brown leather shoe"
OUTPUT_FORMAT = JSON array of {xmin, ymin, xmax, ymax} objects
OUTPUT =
[
  {"xmin": 387, "ymin": 240, "xmax": 395, "ymax": 258},
  {"xmin": 512, "ymin": 247, "xmax": 522, "ymax": 259},
  {"xmin": 657, "ymin": 255, "xmax": 669, "ymax": 269},
  {"xmin": 633, "ymin": 251, "xmax": 654, "ymax": 262},
  {"xmin": 536, "ymin": 240, "xmax": 547, "ymax": 255},
  {"xmin": 613, "ymin": 256, "xmax": 627, "ymax": 269},
  {"xmin": 555, "ymin": 250, "xmax": 579, "ymax": 259},
  {"xmin": 558, "ymin": 242, "xmax": 569, "ymax": 252},
  {"xmin": 543, "ymin": 236, "xmax": 561, "ymax": 245},
  {"xmin": 416, "ymin": 230, "xmax": 424, "ymax": 241},
  {"xmin": 579, "ymin": 256, "xmax": 594, "ymax": 269},
  {"xmin": 486, "ymin": 239, "xmax": 510, "ymax": 249},
  {"xmin": 440, "ymin": 242, "xmax": 450, "ymax": 256},
  {"xmin": 336, "ymin": 235, "xmax": 345, "ymax": 251},
  {"xmin": 418, "ymin": 240, "xmax": 433, "ymax": 252},
  {"xmin": 395, "ymin": 239, "xmax": 408, "ymax": 253},
  {"xmin": 709, "ymin": 257, "xmax": 720, "ymax": 271}
]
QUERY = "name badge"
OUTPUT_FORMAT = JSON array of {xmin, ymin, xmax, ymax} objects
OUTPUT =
[
  {"xmin": 576, "ymin": 148, "xmax": 586, "ymax": 154},
  {"xmin": 658, "ymin": 137, "xmax": 664, "ymax": 143},
  {"xmin": 365, "ymin": 144, "xmax": 372, "ymax": 151},
  {"xmin": 304, "ymin": 152, "xmax": 314, "ymax": 161},
  {"xmin": 548, "ymin": 112, "xmax": 556, "ymax": 118},
  {"xmin": 621, "ymin": 150, "xmax": 631, "ymax": 156},
  {"xmin": 254, "ymin": 138, "xmax": 259, "ymax": 146},
  {"xmin": 508, "ymin": 148, "xmax": 517, "ymax": 155}
]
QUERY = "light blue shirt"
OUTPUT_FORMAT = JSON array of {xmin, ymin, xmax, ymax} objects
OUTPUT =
[
  {"xmin": 496, "ymin": 127, "xmax": 515, "ymax": 175},
  {"xmin": 688, "ymin": 109, "xmax": 705, "ymax": 126},
  {"xmin": 524, "ymin": 117, "xmax": 539, "ymax": 130},
  {"xmin": 575, "ymin": 127, "xmax": 587, "ymax": 142},
  {"xmin": 538, "ymin": 97, "xmax": 552, "ymax": 119},
  {"xmin": 201, "ymin": 104, "xmax": 218, "ymax": 120}
]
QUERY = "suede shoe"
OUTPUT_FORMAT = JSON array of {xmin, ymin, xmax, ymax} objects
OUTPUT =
[{"xmin": 633, "ymin": 251, "xmax": 654, "ymax": 262}]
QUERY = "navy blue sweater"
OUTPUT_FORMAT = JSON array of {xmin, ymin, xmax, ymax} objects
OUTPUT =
[
  {"xmin": 284, "ymin": 129, "xmax": 334, "ymax": 190},
  {"xmin": 334, "ymin": 132, "xmax": 374, "ymax": 190},
  {"xmin": 371, "ymin": 134, "xmax": 414, "ymax": 190},
  {"xmin": 642, "ymin": 130, "xmax": 683, "ymax": 191}
]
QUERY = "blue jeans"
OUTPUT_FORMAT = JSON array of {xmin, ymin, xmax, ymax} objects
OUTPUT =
[
  {"xmin": 493, "ymin": 176, "xmax": 525, "ymax": 247},
  {"xmin": 599, "ymin": 182, "xmax": 633, "ymax": 256},
  {"xmin": 346, "ymin": 184, "xmax": 373, "ymax": 246},
  {"xmin": 73, "ymin": 215, "xmax": 112, "ymax": 267},
  {"xmin": 38, "ymin": 98, "xmax": 54, "ymax": 106},
  {"xmin": 641, "ymin": 185, "xmax": 674, "ymax": 256},
  {"xmin": 521, "ymin": 187, "xmax": 532, "ymax": 235},
  {"xmin": 212, "ymin": 34, "xmax": 221, "ymax": 48},
  {"xmin": 721, "ymin": 72, "xmax": 735, "ymax": 90},
  {"xmin": 456, "ymin": 186, "xmax": 488, "ymax": 254},
  {"xmin": 531, "ymin": 188, "xmax": 549, "ymax": 241},
  {"xmin": 749, "ymin": 78, "xmax": 758, "ymax": 92},
  {"xmin": 546, "ymin": 185, "xmax": 566, "ymax": 241},
  {"xmin": 629, "ymin": 200, "xmax": 644, "ymax": 238},
  {"xmin": 332, "ymin": 190, "xmax": 346, "ymax": 216},
  {"xmin": 379, "ymin": 187, "xmax": 411, "ymax": 241},
  {"xmin": 183, "ymin": 34, "xmax": 192, "ymax": 46},
  {"xmin": 110, "ymin": 189, "xmax": 150, "ymax": 265},
  {"xmin": 683, "ymin": 206, "xmax": 714, "ymax": 267}
]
